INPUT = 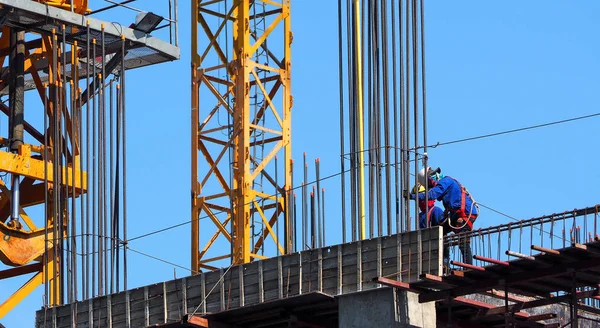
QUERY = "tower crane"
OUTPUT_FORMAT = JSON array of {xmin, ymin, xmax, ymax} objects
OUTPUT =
[{"xmin": 191, "ymin": 0, "xmax": 294, "ymax": 271}]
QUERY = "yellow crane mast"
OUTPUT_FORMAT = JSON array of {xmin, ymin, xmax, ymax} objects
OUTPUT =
[{"xmin": 192, "ymin": 0, "xmax": 293, "ymax": 271}]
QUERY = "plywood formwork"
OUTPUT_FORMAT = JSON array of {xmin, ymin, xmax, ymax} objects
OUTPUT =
[{"xmin": 35, "ymin": 227, "xmax": 442, "ymax": 328}]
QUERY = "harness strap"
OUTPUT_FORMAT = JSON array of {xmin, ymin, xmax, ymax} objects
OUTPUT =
[
  {"xmin": 427, "ymin": 206, "xmax": 435, "ymax": 227},
  {"xmin": 447, "ymin": 176, "xmax": 473, "ymax": 219},
  {"xmin": 444, "ymin": 176, "xmax": 479, "ymax": 232},
  {"xmin": 464, "ymin": 215, "xmax": 476, "ymax": 230},
  {"xmin": 461, "ymin": 184, "xmax": 466, "ymax": 216}
]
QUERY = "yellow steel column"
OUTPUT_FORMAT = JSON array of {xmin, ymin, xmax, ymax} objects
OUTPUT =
[
  {"xmin": 353, "ymin": 0, "xmax": 366, "ymax": 239},
  {"xmin": 191, "ymin": 0, "xmax": 200, "ymax": 274},
  {"xmin": 233, "ymin": 0, "xmax": 252, "ymax": 264},
  {"xmin": 282, "ymin": 0, "xmax": 293, "ymax": 254},
  {"xmin": 194, "ymin": 0, "xmax": 292, "ymax": 269}
]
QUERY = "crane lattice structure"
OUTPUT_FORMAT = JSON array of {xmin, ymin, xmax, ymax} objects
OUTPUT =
[
  {"xmin": 191, "ymin": 0, "xmax": 293, "ymax": 271},
  {"xmin": 0, "ymin": 0, "xmax": 179, "ymax": 318},
  {"xmin": 0, "ymin": 1, "xmax": 90, "ymax": 316}
]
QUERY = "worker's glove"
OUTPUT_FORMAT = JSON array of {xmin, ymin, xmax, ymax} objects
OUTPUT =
[
  {"xmin": 409, "ymin": 193, "xmax": 416, "ymax": 200},
  {"xmin": 403, "ymin": 190, "xmax": 409, "ymax": 199}
]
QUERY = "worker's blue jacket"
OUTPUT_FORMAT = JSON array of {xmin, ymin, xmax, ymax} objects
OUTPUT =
[
  {"xmin": 418, "ymin": 206, "xmax": 445, "ymax": 229},
  {"xmin": 417, "ymin": 176, "xmax": 478, "ymax": 218}
]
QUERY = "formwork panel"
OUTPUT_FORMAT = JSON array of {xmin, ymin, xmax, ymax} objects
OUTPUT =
[{"xmin": 36, "ymin": 227, "xmax": 442, "ymax": 327}]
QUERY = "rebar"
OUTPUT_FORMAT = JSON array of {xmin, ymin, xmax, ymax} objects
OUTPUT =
[
  {"xmin": 322, "ymin": 188, "xmax": 326, "ymax": 246},
  {"xmin": 43, "ymin": 82, "xmax": 49, "ymax": 306},
  {"xmin": 337, "ymin": 0, "xmax": 347, "ymax": 244},
  {"xmin": 302, "ymin": 153, "xmax": 307, "ymax": 250},
  {"xmin": 51, "ymin": 29, "xmax": 60, "ymax": 305},
  {"xmin": 121, "ymin": 33, "xmax": 128, "ymax": 291},
  {"xmin": 85, "ymin": 21, "xmax": 91, "ymax": 301},
  {"xmin": 310, "ymin": 188, "xmax": 316, "ymax": 249},
  {"xmin": 91, "ymin": 37, "xmax": 97, "ymax": 297},
  {"xmin": 61, "ymin": 25, "xmax": 70, "ymax": 303},
  {"xmin": 315, "ymin": 158, "xmax": 322, "ymax": 247}
]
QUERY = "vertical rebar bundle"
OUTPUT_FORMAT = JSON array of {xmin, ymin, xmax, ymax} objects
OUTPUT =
[
  {"xmin": 338, "ymin": 0, "xmax": 429, "ymax": 239},
  {"xmin": 0, "ymin": 23, "xmax": 132, "ymax": 306}
]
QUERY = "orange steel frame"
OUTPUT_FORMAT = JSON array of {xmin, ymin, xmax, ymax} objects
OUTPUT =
[
  {"xmin": 192, "ymin": 0, "xmax": 292, "ymax": 271},
  {"xmin": 0, "ymin": 0, "xmax": 89, "ymax": 318}
]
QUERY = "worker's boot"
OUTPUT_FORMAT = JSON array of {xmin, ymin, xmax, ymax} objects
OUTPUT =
[
  {"xmin": 443, "ymin": 247, "xmax": 451, "ymax": 275},
  {"xmin": 459, "ymin": 241, "xmax": 472, "ymax": 265}
]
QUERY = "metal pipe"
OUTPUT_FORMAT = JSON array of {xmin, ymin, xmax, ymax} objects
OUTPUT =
[
  {"xmin": 9, "ymin": 29, "xmax": 24, "ymax": 223},
  {"xmin": 10, "ymin": 175, "xmax": 19, "ymax": 222}
]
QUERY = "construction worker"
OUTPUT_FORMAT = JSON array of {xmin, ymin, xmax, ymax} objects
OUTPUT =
[
  {"xmin": 413, "ymin": 184, "xmax": 452, "ymax": 271},
  {"xmin": 414, "ymin": 184, "xmax": 445, "ymax": 230},
  {"xmin": 410, "ymin": 166, "xmax": 479, "ymax": 265}
]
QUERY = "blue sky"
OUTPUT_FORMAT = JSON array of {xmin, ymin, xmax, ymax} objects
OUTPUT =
[{"xmin": 3, "ymin": 1, "xmax": 600, "ymax": 327}]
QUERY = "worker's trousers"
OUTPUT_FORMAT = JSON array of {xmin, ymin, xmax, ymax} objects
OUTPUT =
[
  {"xmin": 443, "ymin": 219, "xmax": 474, "ymax": 266},
  {"xmin": 443, "ymin": 238, "xmax": 472, "ymax": 266}
]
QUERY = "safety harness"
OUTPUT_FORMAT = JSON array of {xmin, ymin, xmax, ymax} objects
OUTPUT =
[
  {"xmin": 443, "ymin": 177, "xmax": 479, "ymax": 232},
  {"xmin": 427, "ymin": 206, "xmax": 435, "ymax": 228}
]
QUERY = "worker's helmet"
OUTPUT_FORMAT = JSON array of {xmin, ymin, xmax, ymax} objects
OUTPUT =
[
  {"xmin": 411, "ymin": 184, "xmax": 425, "ymax": 194},
  {"xmin": 413, "ymin": 184, "xmax": 436, "ymax": 211},
  {"xmin": 418, "ymin": 166, "xmax": 442, "ymax": 185}
]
